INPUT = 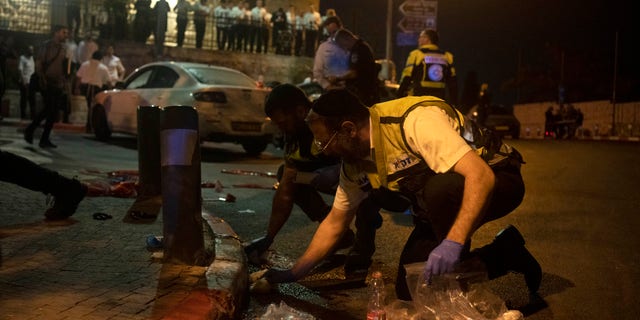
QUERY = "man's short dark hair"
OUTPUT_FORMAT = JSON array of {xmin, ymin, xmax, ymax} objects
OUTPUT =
[
  {"xmin": 264, "ymin": 83, "xmax": 311, "ymax": 117},
  {"xmin": 92, "ymin": 50, "xmax": 103, "ymax": 60},
  {"xmin": 423, "ymin": 29, "xmax": 439, "ymax": 45},
  {"xmin": 322, "ymin": 15, "xmax": 342, "ymax": 28}
]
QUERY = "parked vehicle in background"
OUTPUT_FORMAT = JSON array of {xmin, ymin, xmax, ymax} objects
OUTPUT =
[
  {"xmin": 297, "ymin": 80, "xmax": 323, "ymax": 101},
  {"xmin": 468, "ymin": 104, "xmax": 521, "ymax": 139},
  {"xmin": 90, "ymin": 62, "xmax": 274, "ymax": 155}
]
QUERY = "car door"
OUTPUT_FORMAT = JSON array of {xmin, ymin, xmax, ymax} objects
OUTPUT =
[
  {"xmin": 108, "ymin": 67, "xmax": 154, "ymax": 133},
  {"xmin": 110, "ymin": 66, "xmax": 180, "ymax": 133}
]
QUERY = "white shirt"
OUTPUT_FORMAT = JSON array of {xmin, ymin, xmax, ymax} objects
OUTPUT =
[
  {"xmin": 66, "ymin": 40, "xmax": 78, "ymax": 64},
  {"xmin": 313, "ymin": 40, "xmax": 350, "ymax": 89},
  {"xmin": 101, "ymin": 55, "xmax": 125, "ymax": 86},
  {"xmin": 333, "ymin": 107, "xmax": 472, "ymax": 212},
  {"xmin": 76, "ymin": 59, "xmax": 111, "ymax": 88},
  {"xmin": 303, "ymin": 11, "xmax": 321, "ymax": 30},
  {"xmin": 214, "ymin": 5, "xmax": 226, "ymax": 26},
  {"xmin": 250, "ymin": 6, "xmax": 266, "ymax": 26},
  {"xmin": 18, "ymin": 55, "xmax": 35, "ymax": 84},
  {"xmin": 76, "ymin": 40, "xmax": 98, "ymax": 64}
]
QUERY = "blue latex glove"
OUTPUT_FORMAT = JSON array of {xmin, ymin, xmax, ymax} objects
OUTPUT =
[{"xmin": 424, "ymin": 239, "xmax": 464, "ymax": 283}]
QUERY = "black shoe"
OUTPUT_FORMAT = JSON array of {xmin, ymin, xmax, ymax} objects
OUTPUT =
[
  {"xmin": 39, "ymin": 140, "xmax": 57, "ymax": 148},
  {"xmin": 344, "ymin": 252, "xmax": 372, "ymax": 276},
  {"xmin": 344, "ymin": 232, "xmax": 375, "ymax": 276},
  {"xmin": 24, "ymin": 129, "xmax": 33, "ymax": 144},
  {"xmin": 490, "ymin": 225, "xmax": 542, "ymax": 293},
  {"xmin": 45, "ymin": 180, "xmax": 88, "ymax": 220}
]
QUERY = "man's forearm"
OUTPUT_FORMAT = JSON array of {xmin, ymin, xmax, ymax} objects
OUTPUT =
[
  {"xmin": 291, "ymin": 208, "xmax": 352, "ymax": 278},
  {"xmin": 266, "ymin": 167, "xmax": 297, "ymax": 239},
  {"xmin": 447, "ymin": 152, "xmax": 495, "ymax": 244}
]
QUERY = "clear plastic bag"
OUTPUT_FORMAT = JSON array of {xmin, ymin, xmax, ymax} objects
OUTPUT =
[
  {"xmin": 391, "ymin": 262, "xmax": 524, "ymax": 320},
  {"xmin": 259, "ymin": 301, "xmax": 315, "ymax": 320}
]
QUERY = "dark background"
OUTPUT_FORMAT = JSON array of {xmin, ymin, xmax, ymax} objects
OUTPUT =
[{"xmin": 321, "ymin": 0, "xmax": 638, "ymax": 107}]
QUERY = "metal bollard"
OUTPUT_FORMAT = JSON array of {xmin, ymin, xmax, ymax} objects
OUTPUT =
[
  {"xmin": 160, "ymin": 106, "xmax": 206, "ymax": 265},
  {"xmin": 124, "ymin": 105, "xmax": 162, "ymax": 223}
]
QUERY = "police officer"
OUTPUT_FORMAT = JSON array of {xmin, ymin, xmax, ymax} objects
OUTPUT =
[{"xmin": 397, "ymin": 29, "xmax": 458, "ymax": 105}]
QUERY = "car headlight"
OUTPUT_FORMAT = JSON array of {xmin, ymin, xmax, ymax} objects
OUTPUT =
[{"xmin": 193, "ymin": 91, "xmax": 227, "ymax": 103}]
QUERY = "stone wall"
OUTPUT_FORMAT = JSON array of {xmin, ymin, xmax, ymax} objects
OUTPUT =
[{"xmin": 515, "ymin": 100, "xmax": 640, "ymax": 139}]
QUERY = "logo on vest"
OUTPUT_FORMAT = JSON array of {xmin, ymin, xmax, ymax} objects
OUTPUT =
[
  {"xmin": 389, "ymin": 154, "xmax": 418, "ymax": 173},
  {"xmin": 428, "ymin": 64, "xmax": 444, "ymax": 81}
]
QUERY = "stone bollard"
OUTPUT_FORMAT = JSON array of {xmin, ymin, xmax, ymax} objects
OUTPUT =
[
  {"xmin": 160, "ymin": 106, "xmax": 206, "ymax": 265},
  {"xmin": 124, "ymin": 106, "xmax": 163, "ymax": 223}
]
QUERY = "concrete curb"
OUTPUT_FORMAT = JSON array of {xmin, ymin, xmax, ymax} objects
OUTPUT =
[
  {"xmin": 201, "ymin": 213, "xmax": 249, "ymax": 320},
  {"xmin": 0, "ymin": 117, "xmax": 86, "ymax": 133},
  {"xmin": 521, "ymin": 135, "xmax": 640, "ymax": 142}
]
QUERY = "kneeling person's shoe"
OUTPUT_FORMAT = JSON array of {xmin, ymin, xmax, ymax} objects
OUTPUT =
[
  {"xmin": 344, "ymin": 252, "xmax": 372, "ymax": 277},
  {"xmin": 45, "ymin": 179, "xmax": 88, "ymax": 220},
  {"xmin": 478, "ymin": 225, "xmax": 542, "ymax": 293}
]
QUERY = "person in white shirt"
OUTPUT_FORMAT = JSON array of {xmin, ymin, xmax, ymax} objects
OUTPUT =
[
  {"xmin": 18, "ymin": 45, "xmax": 36, "ymax": 120},
  {"xmin": 303, "ymin": 5, "xmax": 321, "ymax": 57},
  {"xmin": 193, "ymin": 0, "xmax": 212, "ymax": 49},
  {"xmin": 101, "ymin": 45, "xmax": 125, "ymax": 87},
  {"xmin": 312, "ymin": 16, "xmax": 350, "ymax": 90},
  {"xmin": 249, "ymin": 0, "xmax": 267, "ymax": 53},
  {"xmin": 214, "ymin": 0, "xmax": 229, "ymax": 50},
  {"xmin": 76, "ymin": 51, "xmax": 110, "ymax": 132},
  {"xmin": 76, "ymin": 34, "xmax": 98, "ymax": 65},
  {"xmin": 285, "ymin": 5, "xmax": 297, "ymax": 55}
]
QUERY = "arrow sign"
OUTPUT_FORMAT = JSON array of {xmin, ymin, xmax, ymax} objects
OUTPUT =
[{"xmin": 399, "ymin": 0, "xmax": 438, "ymax": 17}]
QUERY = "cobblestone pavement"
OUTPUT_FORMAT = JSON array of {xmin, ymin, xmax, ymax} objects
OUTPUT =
[{"xmin": 0, "ymin": 120, "xmax": 247, "ymax": 320}]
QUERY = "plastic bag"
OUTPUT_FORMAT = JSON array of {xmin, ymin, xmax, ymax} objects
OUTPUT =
[
  {"xmin": 259, "ymin": 301, "xmax": 315, "ymax": 320},
  {"xmin": 394, "ymin": 262, "xmax": 523, "ymax": 320}
]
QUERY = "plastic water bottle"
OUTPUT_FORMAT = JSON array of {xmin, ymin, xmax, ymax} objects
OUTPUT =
[{"xmin": 366, "ymin": 271, "xmax": 386, "ymax": 320}]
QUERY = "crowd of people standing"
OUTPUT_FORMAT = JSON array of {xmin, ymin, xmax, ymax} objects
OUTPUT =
[
  {"xmin": 11, "ymin": 25, "xmax": 125, "ymax": 148},
  {"xmin": 126, "ymin": 0, "xmax": 332, "ymax": 57}
]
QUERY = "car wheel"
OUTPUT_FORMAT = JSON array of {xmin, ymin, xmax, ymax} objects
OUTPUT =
[
  {"xmin": 92, "ymin": 104, "xmax": 112, "ymax": 141},
  {"xmin": 511, "ymin": 129, "xmax": 520, "ymax": 139},
  {"xmin": 242, "ymin": 140, "xmax": 268, "ymax": 156}
]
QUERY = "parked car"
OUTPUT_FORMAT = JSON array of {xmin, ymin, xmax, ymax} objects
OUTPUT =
[
  {"xmin": 90, "ymin": 62, "xmax": 274, "ymax": 155},
  {"xmin": 467, "ymin": 104, "xmax": 521, "ymax": 139},
  {"xmin": 296, "ymin": 79, "xmax": 399, "ymax": 103},
  {"xmin": 296, "ymin": 80, "xmax": 323, "ymax": 101}
]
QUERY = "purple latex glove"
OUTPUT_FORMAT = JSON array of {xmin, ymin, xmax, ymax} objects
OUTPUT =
[{"xmin": 424, "ymin": 239, "xmax": 464, "ymax": 283}]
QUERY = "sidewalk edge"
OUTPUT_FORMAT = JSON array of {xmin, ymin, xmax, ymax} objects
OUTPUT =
[{"xmin": 202, "ymin": 212, "xmax": 249, "ymax": 320}]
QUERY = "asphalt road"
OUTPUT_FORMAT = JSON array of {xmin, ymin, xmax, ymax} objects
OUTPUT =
[{"xmin": 1, "ymin": 124, "xmax": 638, "ymax": 319}]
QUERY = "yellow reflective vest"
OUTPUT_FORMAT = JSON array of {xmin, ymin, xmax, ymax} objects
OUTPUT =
[{"xmin": 360, "ymin": 96, "xmax": 515, "ymax": 192}]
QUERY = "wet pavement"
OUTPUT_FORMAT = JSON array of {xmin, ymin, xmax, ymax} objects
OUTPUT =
[{"xmin": 2, "ymin": 118, "xmax": 640, "ymax": 319}]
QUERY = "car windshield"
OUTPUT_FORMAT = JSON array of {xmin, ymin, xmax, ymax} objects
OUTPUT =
[{"xmin": 186, "ymin": 67, "xmax": 257, "ymax": 88}]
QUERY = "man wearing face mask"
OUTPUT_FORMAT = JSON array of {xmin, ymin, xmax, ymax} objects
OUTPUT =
[
  {"xmin": 261, "ymin": 90, "xmax": 541, "ymax": 301},
  {"xmin": 245, "ymin": 84, "xmax": 381, "ymax": 277}
]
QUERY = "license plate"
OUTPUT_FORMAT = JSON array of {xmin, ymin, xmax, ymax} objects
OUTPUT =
[
  {"xmin": 495, "ymin": 126, "xmax": 509, "ymax": 131},
  {"xmin": 232, "ymin": 122, "xmax": 262, "ymax": 132}
]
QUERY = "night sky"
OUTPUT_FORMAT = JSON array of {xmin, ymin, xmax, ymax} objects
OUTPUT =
[{"xmin": 321, "ymin": 0, "xmax": 638, "ymax": 105}]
